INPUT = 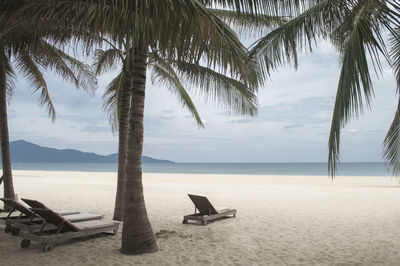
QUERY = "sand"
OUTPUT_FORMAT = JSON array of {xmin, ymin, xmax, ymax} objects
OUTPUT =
[{"xmin": 1, "ymin": 170, "xmax": 400, "ymax": 265}]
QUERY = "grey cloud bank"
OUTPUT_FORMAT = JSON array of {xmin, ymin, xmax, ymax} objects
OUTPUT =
[{"xmin": 7, "ymin": 42, "xmax": 397, "ymax": 163}]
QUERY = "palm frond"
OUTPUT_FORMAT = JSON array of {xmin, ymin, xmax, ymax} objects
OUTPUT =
[
  {"xmin": 163, "ymin": 57, "xmax": 259, "ymax": 116},
  {"xmin": 390, "ymin": 27, "xmax": 400, "ymax": 91},
  {"xmin": 250, "ymin": 0, "xmax": 335, "ymax": 77},
  {"xmin": 103, "ymin": 71, "xmax": 124, "ymax": 133},
  {"xmin": 382, "ymin": 27, "xmax": 400, "ymax": 174},
  {"xmin": 209, "ymin": 8, "xmax": 286, "ymax": 37},
  {"xmin": 15, "ymin": 50, "xmax": 56, "ymax": 121},
  {"xmin": 150, "ymin": 59, "xmax": 204, "ymax": 127},
  {"xmin": 328, "ymin": 0, "xmax": 388, "ymax": 176},
  {"xmin": 3, "ymin": 51, "xmax": 15, "ymax": 104},
  {"xmin": 203, "ymin": 0, "xmax": 311, "ymax": 16},
  {"xmin": 383, "ymin": 97, "xmax": 400, "ymax": 176},
  {"xmin": 93, "ymin": 48, "xmax": 123, "ymax": 76},
  {"xmin": 24, "ymin": 1, "xmax": 259, "ymax": 89},
  {"xmin": 33, "ymin": 39, "xmax": 97, "ymax": 94}
]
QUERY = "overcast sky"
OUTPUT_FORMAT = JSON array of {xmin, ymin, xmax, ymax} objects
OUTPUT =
[{"xmin": 7, "ymin": 40, "xmax": 398, "ymax": 163}]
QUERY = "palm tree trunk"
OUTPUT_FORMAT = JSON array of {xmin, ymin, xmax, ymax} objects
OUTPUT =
[
  {"xmin": 0, "ymin": 44, "xmax": 16, "ymax": 207},
  {"xmin": 113, "ymin": 61, "xmax": 132, "ymax": 221},
  {"xmin": 121, "ymin": 45, "xmax": 158, "ymax": 255}
]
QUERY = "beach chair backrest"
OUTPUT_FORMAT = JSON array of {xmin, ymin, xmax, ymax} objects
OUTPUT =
[
  {"xmin": 21, "ymin": 198, "xmax": 47, "ymax": 209},
  {"xmin": 0, "ymin": 198, "xmax": 35, "ymax": 217},
  {"xmin": 188, "ymin": 194, "xmax": 218, "ymax": 215},
  {"xmin": 31, "ymin": 208, "xmax": 80, "ymax": 232}
]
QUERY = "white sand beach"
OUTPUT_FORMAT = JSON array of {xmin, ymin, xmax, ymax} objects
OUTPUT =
[{"xmin": 1, "ymin": 170, "xmax": 400, "ymax": 265}]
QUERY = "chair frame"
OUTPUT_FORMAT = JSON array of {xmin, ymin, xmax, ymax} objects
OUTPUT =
[
  {"xmin": 182, "ymin": 194, "xmax": 236, "ymax": 225},
  {"xmin": 19, "ymin": 208, "xmax": 119, "ymax": 252}
]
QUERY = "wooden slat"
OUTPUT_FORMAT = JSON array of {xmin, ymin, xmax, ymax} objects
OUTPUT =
[
  {"xmin": 20, "ymin": 223, "xmax": 119, "ymax": 245},
  {"xmin": 183, "ymin": 209, "xmax": 237, "ymax": 225}
]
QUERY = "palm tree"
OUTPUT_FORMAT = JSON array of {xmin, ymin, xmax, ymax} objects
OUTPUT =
[
  {"xmin": 98, "ymin": 5, "xmax": 285, "ymax": 221},
  {"xmin": 23, "ymin": 0, "xmax": 308, "ymax": 254},
  {"xmin": 26, "ymin": 0, "xmax": 260, "ymax": 254},
  {"xmin": 250, "ymin": 0, "xmax": 400, "ymax": 176},
  {"xmin": 95, "ymin": 43, "xmax": 133, "ymax": 222},
  {"xmin": 95, "ymin": 38, "xmax": 259, "ymax": 221},
  {"xmin": 0, "ymin": 1, "xmax": 96, "ymax": 206}
]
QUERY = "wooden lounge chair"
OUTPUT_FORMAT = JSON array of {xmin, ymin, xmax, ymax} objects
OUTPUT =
[
  {"xmin": 0, "ymin": 198, "xmax": 41, "ymax": 233},
  {"xmin": 1, "ymin": 198, "xmax": 103, "ymax": 235},
  {"xmin": 19, "ymin": 208, "xmax": 119, "ymax": 252},
  {"xmin": 21, "ymin": 198, "xmax": 79, "ymax": 216},
  {"xmin": 182, "ymin": 194, "xmax": 236, "ymax": 225}
]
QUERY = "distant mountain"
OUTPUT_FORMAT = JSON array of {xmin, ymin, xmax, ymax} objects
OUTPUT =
[{"xmin": 0, "ymin": 140, "xmax": 173, "ymax": 163}]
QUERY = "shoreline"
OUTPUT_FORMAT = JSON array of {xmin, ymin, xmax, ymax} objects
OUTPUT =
[
  {"xmin": 2, "ymin": 163, "xmax": 393, "ymax": 177},
  {"xmin": 6, "ymin": 168, "xmax": 397, "ymax": 180}
]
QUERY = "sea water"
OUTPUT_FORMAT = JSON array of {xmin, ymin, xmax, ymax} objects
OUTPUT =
[{"xmin": 8, "ymin": 162, "xmax": 392, "ymax": 176}]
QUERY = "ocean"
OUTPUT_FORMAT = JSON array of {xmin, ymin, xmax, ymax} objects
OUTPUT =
[{"xmin": 8, "ymin": 162, "xmax": 392, "ymax": 176}]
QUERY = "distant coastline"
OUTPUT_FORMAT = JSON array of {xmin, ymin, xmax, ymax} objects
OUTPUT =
[
  {"xmin": 8, "ymin": 162, "xmax": 391, "ymax": 177},
  {"xmin": 0, "ymin": 140, "xmax": 391, "ymax": 176},
  {"xmin": 1, "ymin": 140, "xmax": 174, "ymax": 164}
]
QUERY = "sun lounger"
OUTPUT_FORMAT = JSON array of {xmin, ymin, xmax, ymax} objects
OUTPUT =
[
  {"xmin": 0, "ymin": 198, "xmax": 41, "ymax": 233},
  {"xmin": 19, "ymin": 208, "xmax": 119, "ymax": 252},
  {"xmin": 21, "ymin": 198, "xmax": 79, "ymax": 216},
  {"xmin": 1, "ymin": 198, "xmax": 103, "ymax": 235},
  {"xmin": 182, "ymin": 194, "xmax": 236, "ymax": 225}
]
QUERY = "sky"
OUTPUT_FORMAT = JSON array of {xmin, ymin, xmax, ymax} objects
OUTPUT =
[{"xmin": 7, "ymin": 40, "xmax": 398, "ymax": 163}]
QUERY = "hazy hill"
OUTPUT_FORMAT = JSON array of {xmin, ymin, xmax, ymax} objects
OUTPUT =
[{"xmin": 0, "ymin": 140, "xmax": 173, "ymax": 163}]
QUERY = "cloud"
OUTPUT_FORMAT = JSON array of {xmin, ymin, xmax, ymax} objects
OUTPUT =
[
  {"xmin": 158, "ymin": 114, "xmax": 177, "ymax": 120},
  {"xmin": 229, "ymin": 118, "xmax": 255, "ymax": 124},
  {"xmin": 257, "ymin": 97, "xmax": 334, "ymax": 125},
  {"xmin": 81, "ymin": 125, "xmax": 111, "ymax": 133},
  {"xmin": 284, "ymin": 124, "xmax": 303, "ymax": 130},
  {"xmin": 162, "ymin": 109, "xmax": 175, "ymax": 114},
  {"xmin": 6, "ymin": 40, "xmax": 398, "ymax": 163}
]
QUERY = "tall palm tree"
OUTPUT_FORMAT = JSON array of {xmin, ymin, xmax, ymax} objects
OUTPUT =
[
  {"xmin": 250, "ymin": 0, "xmax": 400, "ymax": 176},
  {"xmin": 23, "ymin": 0, "xmax": 309, "ymax": 254},
  {"xmin": 99, "ymin": 5, "xmax": 285, "ymax": 221},
  {"xmin": 0, "ymin": 1, "xmax": 96, "ymax": 206},
  {"xmin": 25, "ymin": 0, "xmax": 260, "ymax": 254},
  {"xmin": 95, "ymin": 39, "xmax": 259, "ymax": 221},
  {"xmin": 94, "ymin": 43, "xmax": 133, "ymax": 222}
]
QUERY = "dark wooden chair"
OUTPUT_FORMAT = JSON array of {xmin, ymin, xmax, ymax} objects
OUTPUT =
[
  {"xmin": 19, "ymin": 208, "xmax": 119, "ymax": 252},
  {"xmin": 1, "ymin": 198, "xmax": 103, "ymax": 235},
  {"xmin": 183, "ymin": 194, "xmax": 236, "ymax": 225},
  {"xmin": 0, "ymin": 198, "xmax": 41, "ymax": 233},
  {"xmin": 21, "ymin": 198, "xmax": 79, "ymax": 216}
]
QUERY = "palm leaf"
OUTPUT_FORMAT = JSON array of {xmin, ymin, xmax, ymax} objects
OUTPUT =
[
  {"xmin": 151, "ymin": 59, "xmax": 204, "ymax": 127},
  {"xmin": 383, "ymin": 97, "xmax": 400, "ymax": 176},
  {"xmin": 328, "ymin": 0, "xmax": 389, "ymax": 176},
  {"xmin": 203, "ymin": 0, "xmax": 311, "ymax": 16},
  {"xmin": 23, "ymin": 0, "xmax": 260, "ymax": 88},
  {"xmin": 250, "ymin": 0, "xmax": 335, "ymax": 76},
  {"xmin": 390, "ymin": 27, "xmax": 400, "ymax": 90},
  {"xmin": 103, "ymin": 71, "xmax": 124, "ymax": 133},
  {"xmin": 383, "ymin": 27, "xmax": 400, "ymax": 174},
  {"xmin": 3, "ymin": 51, "xmax": 15, "ymax": 104},
  {"xmin": 33, "ymin": 39, "xmax": 97, "ymax": 93},
  {"xmin": 93, "ymin": 48, "xmax": 123, "ymax": 76},
  {"xmin": 209, "ymin": 8, "xmax": 286, "ymax": 37},
  {"xmin": 164, "ymin": 57, "xmax": 259, "ymax": 116},
  {"xmin": 15, "ymin": 50, "xmax": 56, "ymax": 121}
]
